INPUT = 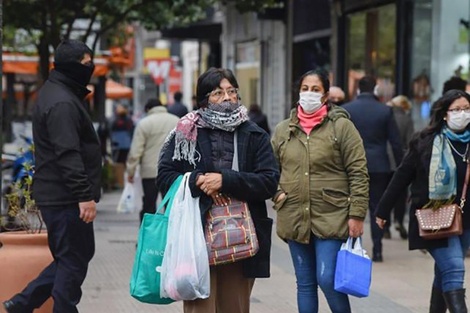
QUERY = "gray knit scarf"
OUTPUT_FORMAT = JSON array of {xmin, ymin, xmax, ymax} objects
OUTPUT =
[{"xmin": 165, "ymin": 101, "xmax": 248, "ymax": 167}]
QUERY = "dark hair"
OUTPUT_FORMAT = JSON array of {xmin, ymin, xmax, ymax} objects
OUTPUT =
[
  {"xmin": 358, "ymin": 76, "xmax": 376, "ymax": 93},
  {"xmin": 144, "ymin": 98, "xmax": 162, "ymax": 111},
  {"xmin": 174, "ymin": 91, "xmax": 183, "ymax": 102},
  {"xmin": 443, "ymin": 76, "xmax": 467, "ymax": 95},
  {"xmin": 196, "ymin": 67, "xmax": 239, "ymax": 108},
  {"xmin": 423, "ymin": 89, "xmax": 470, "ymax": 136},
  {"xmin": 54, "ymin": 39, "xmax": 93, "ymax": 63},
  {"xmin": 295, "ymin": 68, "xmax": 330, "ymax": 95}
]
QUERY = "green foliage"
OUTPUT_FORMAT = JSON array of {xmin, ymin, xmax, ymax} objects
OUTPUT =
[
  {"xmin": 3, "ymin": 161, "xmax": 43, "ymax": 234},
  {"xmin": 3, "ymin": 0, "xmax": 280, "ymax": 79},
  {"xmin": 224, "ymin": 0, "xmax": 283, "ymax": 13}
]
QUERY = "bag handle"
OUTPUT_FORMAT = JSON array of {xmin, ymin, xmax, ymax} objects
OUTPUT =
[
  {"xmin": 157, "ymin": 175, "xmax": 183, "ymax": 216},
  {"xmin": 460, "ymin": 161, "xmax": 470, "ymax": 209},
  {"xmin": 232, "ymin": 131, "xmax": 239, "ymax": 172}
]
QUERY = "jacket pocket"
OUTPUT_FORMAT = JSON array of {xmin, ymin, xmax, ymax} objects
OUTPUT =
[
  {"xmin": 322, "ymin": 188, "xmax": 350, "ymax": 208},
  {"xmin": 273, "ymin": 193, "xmax": 288, "ymax": 211}
]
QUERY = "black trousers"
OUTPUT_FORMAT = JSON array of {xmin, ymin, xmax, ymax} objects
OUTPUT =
[
  {"xmin": 10, "ymin": 204, "xmax": 95, "ymax": 313},
  {"xmin": 369, "ymin": 172, "xmax": 391, "ymax": 256},
  {"xmin": 140, "ymin": 178, "xmax": 159, "ymax": 223}
]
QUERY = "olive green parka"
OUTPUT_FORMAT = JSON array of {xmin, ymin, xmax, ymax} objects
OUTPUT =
[{"xmin": 271, "ymin": 105, "xmax": 369, "ymax": 243}]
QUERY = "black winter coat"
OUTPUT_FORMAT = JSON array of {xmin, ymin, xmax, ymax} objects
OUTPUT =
[
  {"xmin": 157, "ymin": 121, "xmax": 280, "ymax": 278},
  {"xmin": 343, "ymin": 93, "xmax": 403, "ymax": 173},
  {"xmin": 32, "ymin": 70, "xmax": 102, "ymax": 206},
  {"xmin": 375, "ymin": 131, "xmax": 470, "ymax": 250}
]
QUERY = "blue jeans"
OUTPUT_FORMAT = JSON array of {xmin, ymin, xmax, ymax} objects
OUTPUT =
[
  {"xmin": 288, "ymin": 234, "xmax": 351, "ymax": 313},
  {"xmin": 428, "ymin": 229, "xmax": 470, "ymax": 292}
]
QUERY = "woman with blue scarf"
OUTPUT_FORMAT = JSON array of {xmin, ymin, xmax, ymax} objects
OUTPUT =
[{"xmin": 376, "ymin": 89, "xmax": 470, "ymax": 313}]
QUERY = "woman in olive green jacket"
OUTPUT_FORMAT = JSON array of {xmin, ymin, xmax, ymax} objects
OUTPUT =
[{"xmin": 271, "ymin": 69, "xmax": 369, "ymax": 313}]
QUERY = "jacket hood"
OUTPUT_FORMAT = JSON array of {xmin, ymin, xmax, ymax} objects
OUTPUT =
[
  {"xmin": 147, "ymin": 106, "xmax": 168, "ymax": 115},
  {"xmin": 327, "ymin": 104, "xmax": 350, "ymax": 121}
]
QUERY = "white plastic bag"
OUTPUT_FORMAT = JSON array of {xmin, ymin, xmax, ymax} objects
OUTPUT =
[
  {"xmin": 117, "ymin": 182, "xmax": 136, "ymax": 213},
  {"xmin": 340, "ymin": 237, "xmax": 370, "ymax": 259},
  {"xmin": 160, "ymin": 173, "xmax": 210, "ymax": 301}
]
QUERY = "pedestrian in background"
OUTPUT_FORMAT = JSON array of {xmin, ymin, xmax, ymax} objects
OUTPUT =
[
  {"xmin": 248, "ymin": 103, "xmax": 270, "ymax": 134},
  {"xmin": 383, "ymin": 95, "xmax": 415, "ymax": 240},
  {"xmin": 343, "ymin": 75, "xmax": 403, "ymax": 262},
  {"xmin": 126, "ymin": 98, "xmax": 179, "ymax": 224},
  {"xmin": 443, "ymin": 76, "xmax": 468, "ymax": 95},
  {"xmin": 157, "ymin": 67, "xmax": 279, "ymax": 313},
  {"xmin": 376, "ymin": 89, "xmax": 470, "ymax": 312},
  {"xmin": 2, "ymin": 39, "xmax": 101, "ymax": 313},
  {"xmin": 271, "ymin": 68, "xmax": 369, "ymax": 313},
  {"xmin": 110, "ymin": 103, "xmax": 134, "ymax": 164},
  {"xmin": 329, "ymin": 86, "xmax": 346, "ymax": 106},
  {"xmin": 168, "ymin": 90, "xmax": 189, "ymax": 118}
]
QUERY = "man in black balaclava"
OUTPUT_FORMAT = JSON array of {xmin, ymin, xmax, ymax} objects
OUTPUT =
[{"xmin": 3, "ymin": 39, "xmax": 102, "ymax": 313}]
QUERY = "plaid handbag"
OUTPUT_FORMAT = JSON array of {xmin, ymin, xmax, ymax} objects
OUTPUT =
[{"xmin": 205, "ymin": 199, "xmax": 259, "ymax": 265}]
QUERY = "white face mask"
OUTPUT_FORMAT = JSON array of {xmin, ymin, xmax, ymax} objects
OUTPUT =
[
  {"xmin": 447, "ymin": 111, "xmax": 470, "ymax": 131},
  {"xmin": 299, "ymin": 91, "xmax": 323, "ymax": 114}
]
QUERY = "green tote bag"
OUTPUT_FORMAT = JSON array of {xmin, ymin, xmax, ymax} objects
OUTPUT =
[{"xmin": 130, "ymin": 175, "xmax": 183, "ymax": 304}]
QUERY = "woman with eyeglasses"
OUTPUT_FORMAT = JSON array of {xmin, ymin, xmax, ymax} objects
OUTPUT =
[
  {"xmin": 157, "ymin": 67, "xmax": 280, "ymax": 313},
  {"xmin": 376, "ymin": 89, "xmax": 470, "ymax": 312},
  {"xmin": 271, "ymin": 68, "xmax": 369, "ymax": 313}
]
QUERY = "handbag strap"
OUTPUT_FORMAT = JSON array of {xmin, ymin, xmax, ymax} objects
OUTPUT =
[
  {"xmin": 232, "ymin": 131, "xmax": 239, "ymax": 172},
  {"xmin": 460, "ymin": 161, "xmax": 470, "ymax": 209}
]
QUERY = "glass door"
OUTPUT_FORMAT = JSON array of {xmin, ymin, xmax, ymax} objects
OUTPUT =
[{"xmin": 345, "ymin": 4, "xmax": 396, "ymax": 102}]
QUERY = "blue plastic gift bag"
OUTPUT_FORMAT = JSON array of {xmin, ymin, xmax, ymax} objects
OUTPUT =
[
  {"xmin": 129, "ymin": 175, "xmax": 183, "ymax": 304},
  {"xmin": 334, "ymin": 237, "xmax": 372, "ymax": 298}
]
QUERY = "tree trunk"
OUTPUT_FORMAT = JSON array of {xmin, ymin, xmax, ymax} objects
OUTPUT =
[{"xmin": 38, "ymin": 36, "xmax": 50, "ymax": 83}]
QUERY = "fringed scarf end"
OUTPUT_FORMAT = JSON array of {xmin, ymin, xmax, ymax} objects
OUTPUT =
[{"xmin": 422, "ymin": 196, "xmax": 456, "ymax": 210}]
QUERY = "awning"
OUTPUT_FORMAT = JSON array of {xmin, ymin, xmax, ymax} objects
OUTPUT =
[
  {"xmin": 86, "ymin": 79, "xmax": 133, "ymax": 100},
  {"xmin": 104, "ymin": 79, "xmax": 133, "ymax": 99}
]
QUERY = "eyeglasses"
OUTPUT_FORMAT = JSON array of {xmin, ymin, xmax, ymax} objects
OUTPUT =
[
  {"xmin": 207, "ymin": 88, "xmax": 238, "ymax": 101},
  {"xmin": 448, "ymin": 107, "xmax": 470, "ymax": 113}
]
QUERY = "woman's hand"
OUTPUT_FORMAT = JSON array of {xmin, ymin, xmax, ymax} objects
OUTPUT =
[
  {"xmin": 197, "ymin": 172, "xmax": 230, "ymax": 205},
  {"xmin": 274, "ymin": 192, "xmax": 286, "ymax": 203},
  {"xmin": 198, "ymin": 173, "xmax": 222, "ymax": 194},
  {"xmin": 348, "ymin": 219, "xmax": 364, "ymax": 238},
  {"xmin": 376, "ymin": 217, "xmax": 387, "ymax": 229}
]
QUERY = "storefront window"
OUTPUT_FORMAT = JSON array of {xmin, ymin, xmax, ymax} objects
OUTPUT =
[
  {"xmin": 411, "ymin": 0, "xmax": 470, "ymax": 131},
  {"xmin": 410, "ymin": 0, "xmax": 432, "ymax": 131},
  {"xmin": 293, "ymin": 37, "xmax": 331, "ymax": 82},
  {"xmin": 345, "ymin": 4, "xmax": 396, "ymax": 102}
]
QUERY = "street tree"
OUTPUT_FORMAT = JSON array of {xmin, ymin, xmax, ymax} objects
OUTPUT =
[{"xmin": 4, "ymin": 0, "xmax": 281, "ymax": 82}]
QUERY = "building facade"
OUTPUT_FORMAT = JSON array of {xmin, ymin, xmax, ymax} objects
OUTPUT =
[{"xmin": 333, "ymin": 0, "xmax": 470, "ymax": 129}]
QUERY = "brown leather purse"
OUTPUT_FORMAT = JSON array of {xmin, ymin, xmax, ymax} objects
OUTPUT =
[{"xmin": 415, "ymin": 162, "xmax": 470, "ymax": 240}]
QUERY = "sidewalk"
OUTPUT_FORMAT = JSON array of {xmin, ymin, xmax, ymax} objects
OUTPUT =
[{"xmin": 78, "ymin": 190, "xmax": 470, "ymax": 313}]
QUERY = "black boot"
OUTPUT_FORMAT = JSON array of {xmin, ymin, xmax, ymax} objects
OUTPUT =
[
  {"xmin": 430, "ymin": 287, "xmax": 447, "ymax": 313},
  {"xmin": 443, "ymin": 289, "xmax": 467, "ymax": 313}
]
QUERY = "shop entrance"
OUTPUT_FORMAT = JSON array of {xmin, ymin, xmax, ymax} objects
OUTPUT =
[{"xmin": 345, "ymin": 3, "xmax": 396, "ymax": 102}]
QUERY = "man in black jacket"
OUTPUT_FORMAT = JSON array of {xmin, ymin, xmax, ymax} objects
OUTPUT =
[
  {"xmin": 3, "ymin": 40, "xmax": 102, "ymax": 313},
  {"xmin": 343, "ymin": 76, "xmax": 403, "ymax": 263}
]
